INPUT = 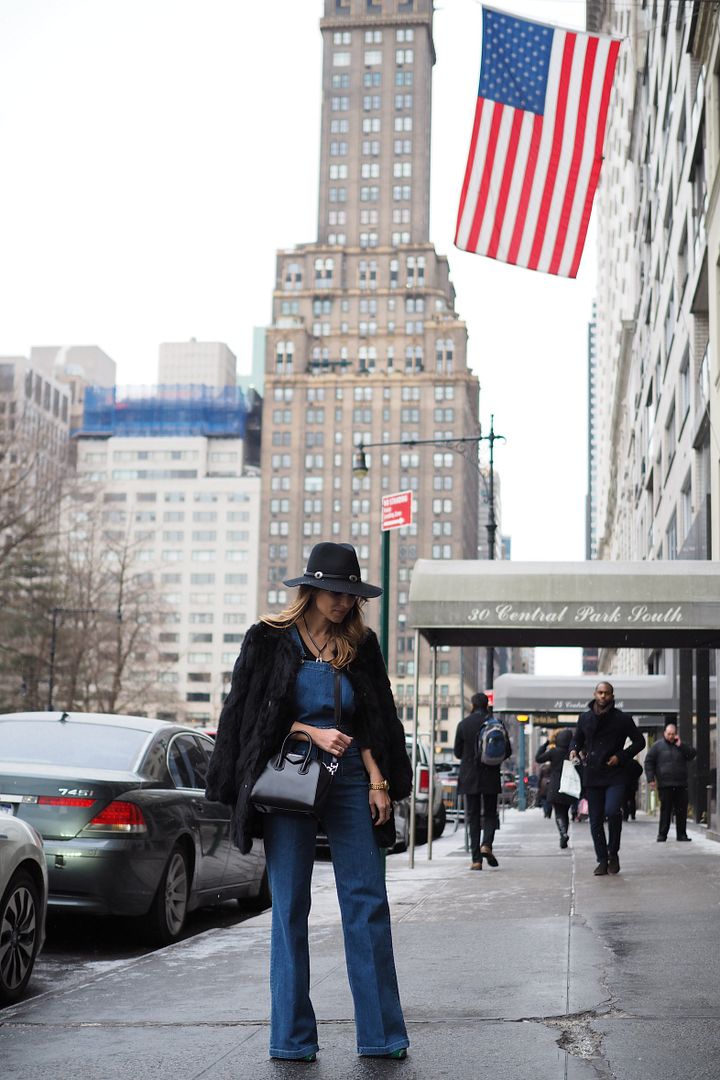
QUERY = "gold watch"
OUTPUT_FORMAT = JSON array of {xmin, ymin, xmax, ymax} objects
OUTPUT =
[{"xmin": 369, "ymin": 779, "xmax": 390, "ymax": 791}]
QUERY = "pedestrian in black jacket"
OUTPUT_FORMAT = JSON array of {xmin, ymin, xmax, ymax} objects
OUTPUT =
[
  {"xmin": 206, "ymin": 543, "xmax": 411, "ymax": 1062},
  {"xmin": 570, "ymin": 681, "xmax": 645, "ymax": 877},
  {"xmin": 644, "ymin": 722, "xmax": 696, "ymax": 842},
  {"xmin": 454, "ymin": 693, "xmax": 511, "ymax": 870},
  {"xmin": 536, "ymin": 728, "xmax": 576, "ymax": 848}
]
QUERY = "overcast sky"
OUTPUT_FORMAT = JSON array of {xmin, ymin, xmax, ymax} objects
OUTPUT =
[{"xmin": 0, "ymin": 0, "xmax": 600, "ymax": 674}]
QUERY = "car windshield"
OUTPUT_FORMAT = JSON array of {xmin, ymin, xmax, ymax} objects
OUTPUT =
[{"xmin": 0, "ymin": 720, "xmax": 150, "ymax": 771}]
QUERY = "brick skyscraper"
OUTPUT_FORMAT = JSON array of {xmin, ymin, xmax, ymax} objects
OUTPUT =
[{"xmin": 259, "ymin": 0, "xmax": 481, "ymax": 747}]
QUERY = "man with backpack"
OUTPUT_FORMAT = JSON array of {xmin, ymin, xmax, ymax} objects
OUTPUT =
[{"xmin": 454, "ymin": 692, "xmax": 512, "ymax": 870}]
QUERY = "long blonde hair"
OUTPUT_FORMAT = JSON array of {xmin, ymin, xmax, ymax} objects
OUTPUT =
[{"xmin": 261, "ymin": 585, "xmax": 368, "ymax": 668}]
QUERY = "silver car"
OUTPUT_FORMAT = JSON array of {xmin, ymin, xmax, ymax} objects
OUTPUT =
[
  {"xmin": 406, "ymin": 737, "xmax": 446, "ymax": 843},
  {"xmin": 0, "ymin": 815, "xmax": 48, "ymax": 1005}
]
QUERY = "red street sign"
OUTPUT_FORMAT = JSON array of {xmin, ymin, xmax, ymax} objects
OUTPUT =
[{"xmin": 381, "ymin": 490, "xmax": 413, "ymax": 531}]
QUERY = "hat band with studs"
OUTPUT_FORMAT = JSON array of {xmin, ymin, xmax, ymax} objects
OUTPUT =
[{"xmin": 305, "ymin": 570, "xmax": 360, "ymax": 583}]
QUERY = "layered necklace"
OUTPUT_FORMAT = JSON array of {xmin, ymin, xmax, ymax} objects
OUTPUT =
[{"xmin": 302, "ymin": 614, "xmax": 331, "ymax": 662}]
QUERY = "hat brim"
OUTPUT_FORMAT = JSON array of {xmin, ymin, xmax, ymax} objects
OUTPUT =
[{"xmin": 283, "ymin": 574, "xmax": 382, "ymax": 599}]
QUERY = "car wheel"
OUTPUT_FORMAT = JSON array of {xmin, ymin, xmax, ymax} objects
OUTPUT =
[
  {"xmin": 433, "ymin": 802, "xmax": 447, "ymax": 839},
  {"xmin": 144, "ymin": 844, "xmax": 189, "ymax": 946},
  {"xmin": 0, "ymin": 870, "xmax": 41, "ymax": 1005}
]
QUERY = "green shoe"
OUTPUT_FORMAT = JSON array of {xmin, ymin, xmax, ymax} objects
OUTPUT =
[{"xmin": 381, "ymin": 1049, "xmax": 408, "ymax": 1060}]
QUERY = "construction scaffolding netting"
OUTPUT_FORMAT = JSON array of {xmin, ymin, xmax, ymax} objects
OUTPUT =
[{"xmin": 79, "ymin": 385, "xmax": 248, "ymax": 438}]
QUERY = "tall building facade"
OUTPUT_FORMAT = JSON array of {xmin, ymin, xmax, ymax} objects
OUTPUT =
[
  {"xmin": 0, "ymin": 355, "xmax": 71, "ymax": 474},
  {"xmin": 690, "ymin": 8, "xmax": 720, "ymax": 563},
  {"xmin": 74, "ymin": 374, "xmax": 260, "ymax": 725},
  {"xmin": 588, "ymin": 0, "xmax": 713, "ymax": 675},
  {"xmin": 29, "ymin": 346, "xmax": 116, "ymax": 435},
  {"xmin": 258, "ymin": 0, "xmax": 481, "ymax": 748}
]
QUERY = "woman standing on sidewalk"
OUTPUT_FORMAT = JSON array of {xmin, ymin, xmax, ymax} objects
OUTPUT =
[
  {"xmin": 535, "ymin": 728, "xmax": 576, "ymax": 848},
  {"xmin": 205, "ymin": 542, "xmax": 412, "ymax": 1063}
]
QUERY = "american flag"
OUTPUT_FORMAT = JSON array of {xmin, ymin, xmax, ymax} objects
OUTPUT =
[{"xmin": 455, "ymin": 7, "xmax": 621, "ymax": 278}]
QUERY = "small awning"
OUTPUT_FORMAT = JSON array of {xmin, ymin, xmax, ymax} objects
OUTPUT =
[
  {"xmin": 408, "ymin": 560, "xmax": 720, "ymax": 648},
  {"xmin": 491, "ymin": 673, "xmax": 716, "ymax": 717}
]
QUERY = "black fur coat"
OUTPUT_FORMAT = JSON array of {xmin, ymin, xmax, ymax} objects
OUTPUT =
[{"xmin": 205, "ymin": 620, "xmax": 413, "ymax": 854}]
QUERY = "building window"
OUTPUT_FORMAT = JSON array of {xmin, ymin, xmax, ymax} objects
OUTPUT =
[
  {"xmin": 315, "ymin": 257, "xmax": 334, "ymax": 287},
  {"xmin": 275, "ymin": 340, "xmax": 294, "ymax": 374},
  {"xmin": 665, "ymin": 511, "xmax": 678, "ymax": 560},
  {"xmin": 284, "ymin": 262, "xmax": 302, "ymax": 290}
]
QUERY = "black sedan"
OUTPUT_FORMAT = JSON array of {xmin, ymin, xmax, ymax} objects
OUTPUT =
[{"xmin": 0, "ymin": 711, "xmax": 268, "ymax": 944}]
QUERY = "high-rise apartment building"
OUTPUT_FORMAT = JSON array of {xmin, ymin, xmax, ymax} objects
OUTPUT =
[
  {"xmin": 588, "ymin": 0, "xmax": 712, "ymax": 674},
  {"xmin": 29, "ymin": 346, "xmax": 116, "ymax": 435},
  {"xmin": 74, "ymin": 376, "xmax": 260, "ymax": 725},
  {"xmin": 0, "ymin": 354, "xmax": 71, "ymax": 472},
  {"xmin": 690, "ymin": 7, "xmax": 720, "ymax": 562},
  {"xmin": 258, "ymin": 0, "xmax": 481, "ymax": 748}
]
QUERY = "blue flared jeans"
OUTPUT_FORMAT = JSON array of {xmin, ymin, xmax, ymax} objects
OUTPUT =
[{"xmin": 262, "ymin": 738, "xmax": 409, "ymax": 1060}]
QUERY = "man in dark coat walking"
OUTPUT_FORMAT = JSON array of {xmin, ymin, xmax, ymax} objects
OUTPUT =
[
  {"xmin": 644, "ymin": 722, "xmax": 696, "ymax": 842},
  {"xmin": 454, "ymin": 692, "xmax": 511, "ymax": 870},
  {"xmin": 570, "ymin": 681, "xmax": 645, "ymax": 877}
]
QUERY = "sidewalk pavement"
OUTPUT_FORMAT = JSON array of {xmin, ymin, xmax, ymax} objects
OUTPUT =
[{"xmin": 2, "ymin": 809, "xmax": 719, "ymax": 1080}]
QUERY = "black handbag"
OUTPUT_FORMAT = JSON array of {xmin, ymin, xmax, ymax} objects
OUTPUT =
[
  {"xmin": 251, "ymin": 729, "xmax": 337, "ymax": 816},
  {"xmin": 250, "ymin": 669, "xmax": 342, "ymax": 817}
]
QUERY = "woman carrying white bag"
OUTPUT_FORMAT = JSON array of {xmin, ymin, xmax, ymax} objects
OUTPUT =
[{"xmin": 535, "ymin": 729, "xmax": 580, "ymax": 849}]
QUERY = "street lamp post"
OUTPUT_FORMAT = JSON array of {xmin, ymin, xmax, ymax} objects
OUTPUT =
[
  {"xmin": 353, "ymin": 425, "xmax": 505, "ymax": 864},
  {"xmin": 353, "ymin": 422, "xmax": 505, "ymax": 682},
  {"xmin": 482, "ymin": 414, "xmax": 504, "ymax": 692}
]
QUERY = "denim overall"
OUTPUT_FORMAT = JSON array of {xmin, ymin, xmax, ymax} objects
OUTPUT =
[{"xmin": 262, "ymin": 629, "xmax": 409, "ymax": 1059}]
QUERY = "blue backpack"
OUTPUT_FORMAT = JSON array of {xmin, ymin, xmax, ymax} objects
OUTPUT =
[{"xmin": 476, "ymin": 718, "xmax": 508, "ymax": 767}]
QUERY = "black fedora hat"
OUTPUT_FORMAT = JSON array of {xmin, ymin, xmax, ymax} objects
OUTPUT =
[{"xmin": 283, "ymin": 542, "xmax": 382, "ymax": 598}]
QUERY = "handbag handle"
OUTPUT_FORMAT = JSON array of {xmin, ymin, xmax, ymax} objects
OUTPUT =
[{"xmin": 272, "ymin": 729, "xmax": 315, "ymax": 775}]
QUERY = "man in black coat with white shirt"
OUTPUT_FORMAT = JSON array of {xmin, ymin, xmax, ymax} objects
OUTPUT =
[
  {"xmin": 644, "ymin": 722, "xmax": 696, "ymax": 842},
  {"xmin": 570, "ymin": 681, "xmax": 645, "ymax": 877}
]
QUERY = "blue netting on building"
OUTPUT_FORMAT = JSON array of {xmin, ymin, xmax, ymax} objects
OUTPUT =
[{"xmin": 79, "ymin": 385, "xmax": 248, "ymax": 438}]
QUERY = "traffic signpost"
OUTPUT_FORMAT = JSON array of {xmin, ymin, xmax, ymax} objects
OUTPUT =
[{"xmin": 379, "ymin": 491, "xmax": 413, "ymax": 662}]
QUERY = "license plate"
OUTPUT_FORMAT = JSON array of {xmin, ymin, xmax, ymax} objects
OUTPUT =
[{"xmin": 0, "ymin": 802, "xmax": 15, "ymax": 816}]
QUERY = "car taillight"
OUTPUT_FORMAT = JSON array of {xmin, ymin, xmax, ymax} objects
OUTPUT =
[
  {"xmin": 83, "ymin": 801, "xmax": 147, "ymax": 834},
  {"xmin": 418, "ymin": 766, "xmax": 429, "ymax": 794},
  {"xmin": 38, "ymin": 796, "xmax": 96, "ymax": 807}
]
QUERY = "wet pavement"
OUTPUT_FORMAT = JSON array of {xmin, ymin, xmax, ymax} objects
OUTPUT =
[{"xmin": 2, "ymin": 808, "xmax": 718, "ymax": 1079}]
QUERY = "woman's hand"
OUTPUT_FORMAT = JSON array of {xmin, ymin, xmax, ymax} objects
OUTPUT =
[
  {"xmin": 296, "ymin": 725, "xmax": 352, "ymax": 757},
  {"xmin": 369, "ymin": 787, "xmax": 392, "ymax": 825}
]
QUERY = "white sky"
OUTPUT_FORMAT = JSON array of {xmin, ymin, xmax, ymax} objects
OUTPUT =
[{"xmin": 0, "ymin": 0, "xmax": 599, "ymax": 674}]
